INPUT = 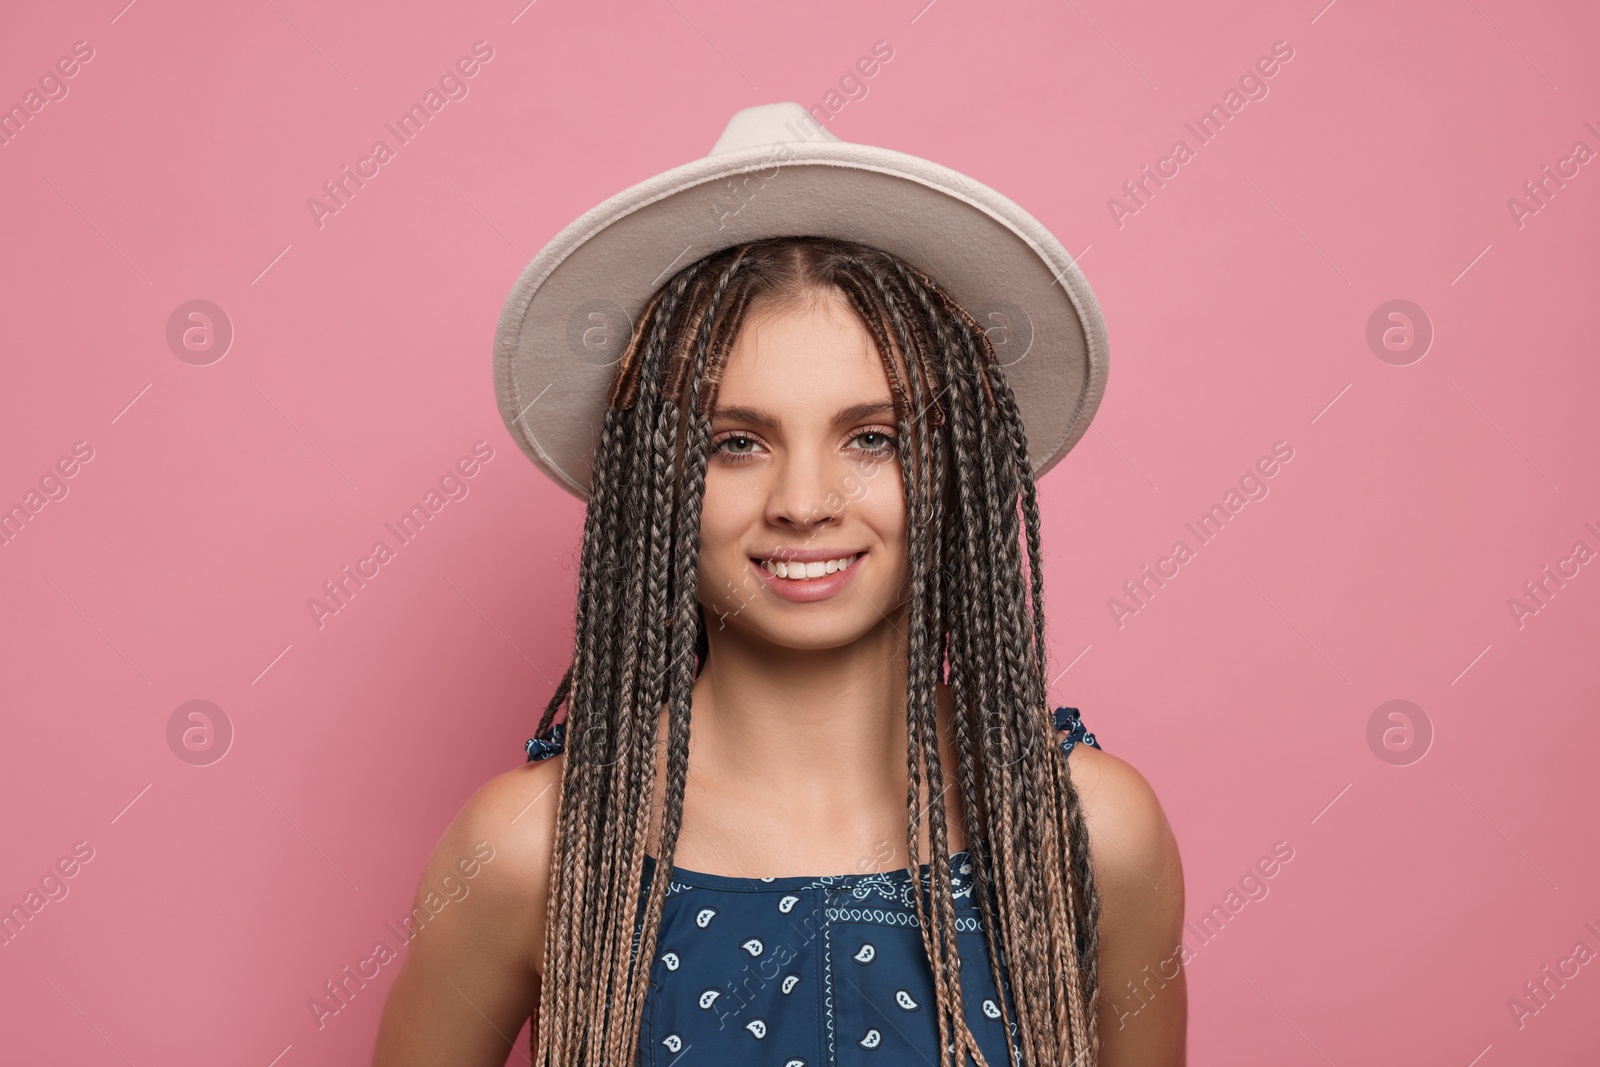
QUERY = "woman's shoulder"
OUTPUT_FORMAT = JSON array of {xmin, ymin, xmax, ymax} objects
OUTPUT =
[
  {"xmin": 459, "ymin": 751, "xmax": 566, "ymax": 841},
  {"xmin": 1054, "ymin": 713, "xmax": 1189, "ymax": 1049},
  {"xmin": 425, "ymin": 754, "xmax": 566, "ymax": 974},
  {"xmin": 1054, "ymin": 711, "xmax": 1183, "ymax": 900},
  {"xmin": 371, "ymin": 757, "xmax": 564, "ymax": 1059}
]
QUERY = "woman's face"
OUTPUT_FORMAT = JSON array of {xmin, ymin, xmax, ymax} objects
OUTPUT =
[{"xmin": 696, "ymin": 285, "xmax": 911, "ymax": 651}]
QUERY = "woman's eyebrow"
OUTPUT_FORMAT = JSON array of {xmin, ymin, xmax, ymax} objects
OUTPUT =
[{"xmin": 710, "ymin": 400, "xmax": 896, "ymax": 429}]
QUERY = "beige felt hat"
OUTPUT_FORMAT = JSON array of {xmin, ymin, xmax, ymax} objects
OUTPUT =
[{"xmin": 493, "ymin": 102, "xmax": 1108, "ymax": 501}]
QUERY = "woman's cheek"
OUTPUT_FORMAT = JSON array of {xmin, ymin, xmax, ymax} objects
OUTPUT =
[{"xmin": 698, "ymin": 559, "xmax": 756, "ymax": 629}]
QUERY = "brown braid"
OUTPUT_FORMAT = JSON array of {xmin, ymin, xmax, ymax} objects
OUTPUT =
[{"xmin": 527, "ymin": 235, "xmax": 1100, "ymax": 1066}]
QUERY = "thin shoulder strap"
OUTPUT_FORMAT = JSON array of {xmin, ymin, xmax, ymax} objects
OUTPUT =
[{"xmin": 1052, "ymin": 705, "xmax": 1101, "ymax": 756}]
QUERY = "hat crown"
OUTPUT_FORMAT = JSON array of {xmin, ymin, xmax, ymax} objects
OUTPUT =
[
  {"xmin": 495, "ymin": 101, "xmax": 1108, "ymax": 501},
  {"xmin": 708, "ymin": 102, "xmax": 842, "ymax": 156}
]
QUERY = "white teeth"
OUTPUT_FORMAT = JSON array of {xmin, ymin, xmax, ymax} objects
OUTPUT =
[{"xmin": 760, "ymin": 554, "xmax": 858, "ymax": 580}]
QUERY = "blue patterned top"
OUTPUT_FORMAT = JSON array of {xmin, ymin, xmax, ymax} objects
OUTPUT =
[{"xmin": 525, "ymin": 706, "xmax": 1101, "ymax": 1065}]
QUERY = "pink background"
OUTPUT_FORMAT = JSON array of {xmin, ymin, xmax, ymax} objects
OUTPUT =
[{"xmin": 3, "ymin": 0, "xmax": 1597, "ymax": 1063}]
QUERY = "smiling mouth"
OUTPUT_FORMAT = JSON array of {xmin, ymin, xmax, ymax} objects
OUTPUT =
[{"xmin": 750, "ymin": 553, "xmax": 863, "ymax": 581}]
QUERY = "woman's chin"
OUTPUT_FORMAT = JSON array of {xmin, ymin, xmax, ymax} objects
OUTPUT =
[{"xmin": 715, "ymin": 608, "xmax": 907, "ymax": 655}]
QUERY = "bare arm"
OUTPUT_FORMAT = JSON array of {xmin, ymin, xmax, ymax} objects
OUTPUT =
[
  {"xmin": 1061, "ymin": 735, "xmax": 1187, "ymax": 1065},
  {"xmin": 371, "ymin": 759, "xmax": 563, "ymax": 1067}
]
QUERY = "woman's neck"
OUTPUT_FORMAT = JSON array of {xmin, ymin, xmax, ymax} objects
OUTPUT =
[
  {"xmin": 646, "ymin": 613, "xmax": 970, "ymax": 874},
  {"xmin": 659, "ymin": 604, "xmax": 966, "ymax": 857},
  {"xmin": 696, "ymin": 618, "xmax": 920, "ymax": 790}
]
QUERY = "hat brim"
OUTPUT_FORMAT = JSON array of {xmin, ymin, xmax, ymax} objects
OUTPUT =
[{"xmin": 494, "ymin": 140, "xmax": 1108, "ymax": 502}]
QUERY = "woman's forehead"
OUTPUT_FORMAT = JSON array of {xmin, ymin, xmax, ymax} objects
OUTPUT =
[{"xmin": 717, "ymin": 290, "xmax": 900, "ymax": 398}]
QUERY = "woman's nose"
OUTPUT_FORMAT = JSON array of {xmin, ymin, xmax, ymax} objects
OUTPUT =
[{"xmin": 764, "ymin": 452, "xmax": 846, "ymax": 530}]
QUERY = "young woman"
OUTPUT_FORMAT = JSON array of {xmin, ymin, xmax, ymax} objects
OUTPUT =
[{"xmin": 374, "ymin": 107, "xmax": 1184, "ymax": 1067}]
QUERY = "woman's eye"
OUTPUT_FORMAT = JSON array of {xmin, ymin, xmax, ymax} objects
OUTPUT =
[
  {"xmin": 852, "ymin": 430, "xmax": 896, "ymax": 455},
  {"xmin": 712, "ymin": 434, "xmax": 762, "ymax": 461}
]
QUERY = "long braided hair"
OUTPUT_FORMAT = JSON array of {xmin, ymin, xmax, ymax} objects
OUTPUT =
[{"xmin": 526, "ymin": 235, "xmax": 1100, "ymax": 1066}]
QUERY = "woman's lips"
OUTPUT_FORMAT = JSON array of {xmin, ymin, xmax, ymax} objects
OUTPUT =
[{"xmin": 748, "ymin": 552, "xmax": 864, "ymax": 603}]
